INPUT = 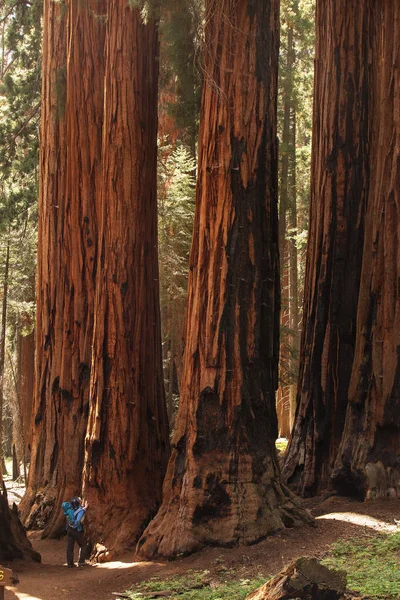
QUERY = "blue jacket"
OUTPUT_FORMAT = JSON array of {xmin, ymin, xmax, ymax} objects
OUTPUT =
[{"xmin": 62, "ymin": 502, "xmax": 86, "ymax": 532}]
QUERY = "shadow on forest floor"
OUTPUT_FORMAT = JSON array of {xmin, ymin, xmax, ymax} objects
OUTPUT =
[{"xmin": 3, "ymin": 496, "xmax": 400, "ymax": 600}]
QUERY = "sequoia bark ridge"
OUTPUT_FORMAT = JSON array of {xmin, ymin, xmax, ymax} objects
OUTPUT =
[
  {"xmin": 332, "ymin": 3, "xmax": 400, "ymax": 499},
  {"xmin": 137, "ymin": 0, "xmax": 312, "ymax": 560},
  {"xmin": 82, "ymin": 1, "xmax": 170, "ymax": 555},
  {"xmin": 21, "ymin": 0, "xmax": 106, "ymax": 537},
  {"xmin": 283, "ymin": 0, "xmax": 372, "ymax": 496}
]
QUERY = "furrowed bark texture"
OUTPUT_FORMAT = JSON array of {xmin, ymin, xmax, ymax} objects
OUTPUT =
[
  {"xmin": 288, "ymin": 112, "xmax": 299, "ymax": 428},
  {"xmin": 277, "ymin": 238, "xmax": 291, "ymax": 439},
  {"xmin": 0, "ymin": 485, "xmax": 41, "ymax": 562},
  {"xmin": 137, "ymin": 0, "xmax": 312, "ymax": 560},
  {"xmin": 21, "ymin": 0, "xmax": 106, "ymax": 536},
  {"xmin": 332, "ymin": 4, "xmax": 400, "ymax": 499},
  {"xmin": 17, "ymin": 315, "xmax": 35, "ymax": 464},
  {"xmin": 82, "ymin": 2, "xmax": 170, "ymax": 555},
  {"xmin": 0, "ymin": 241, "xmax": 10, "ymax": 485},
  {"xmin": 282, "ymin": 0, "xmax": 372, "ymax": 496},
  {"xmin": 20, "ymin": 0, "xmax": 68, "ymax": 526}
]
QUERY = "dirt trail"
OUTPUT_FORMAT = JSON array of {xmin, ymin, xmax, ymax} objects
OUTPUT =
[{"xmin": 3, "ymin": 497, "xmax": 400, "ymax": 600}]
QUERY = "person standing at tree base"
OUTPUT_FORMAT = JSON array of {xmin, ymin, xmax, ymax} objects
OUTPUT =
[{"xmin": 62, "ymin": 497, "xmax": 89, "ymax": 568}]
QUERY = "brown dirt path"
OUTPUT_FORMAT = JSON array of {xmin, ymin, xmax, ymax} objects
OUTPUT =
[{"xmin": 3, "ymin": 497, "xmax": 400, "ymax": 600}]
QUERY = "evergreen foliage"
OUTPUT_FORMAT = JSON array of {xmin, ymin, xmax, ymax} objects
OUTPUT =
[
  {"xmin": 158, "ymin": 144, "xmax": 196, "ymax": 419},
  {"xmin": 159, "ymin": 0, "xmax": 203, "ymax": 151},
  {"xmin": 278, "ymin": 0, "xmax": 315, "ymax": 390},
  {"xmin": 0, "ymin": 0, "xmax": 41, "ymax": 462}
]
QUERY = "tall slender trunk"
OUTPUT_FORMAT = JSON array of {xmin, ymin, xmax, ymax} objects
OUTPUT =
[
  {"xmin": 277, "ymin": 25, "xmax": 295, "ymax": 438},
  {"xmin": 332, "ymin": 3, "xmax": 400, "ymax": 499},
  {"xmin": 288, "ymin": 110, "xmax": 299, "ymax": 427},
  {"xmin": 21, "ymin": 0, "xmax": 106, "ymax": 536},
  {"xmin": 82, "ymin": 1, "xmax": 170, "ymax": 556},
  {"xmin": 16, "ymin": 314, "xmax": 34, "ymax": 476},
  {"xmin": 0, "ymin": 240, "xmax": 10, "ymax": 484},
  {"xmin": 8, "ymin": 351, "xmax": 24, "ymax": 481},
  {"xmin": 137, "ymin": 0, "xmax": 312, "ymax": 561},
  {"xmin": 283, "ymin": 0, "xmax": 372, "ymax": 496}
]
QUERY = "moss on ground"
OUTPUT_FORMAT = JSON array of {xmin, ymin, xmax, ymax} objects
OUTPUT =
[
  {"xmin": 122, "ymin": 529, "xmax": 400, "ymax": 599},
  {"xmin": 322, "ymin": 531, "xmax": 400, "ymax": 599},
  {"xmin": 124, "ymin": 569, "xmax": 268, "ymax": 599}
]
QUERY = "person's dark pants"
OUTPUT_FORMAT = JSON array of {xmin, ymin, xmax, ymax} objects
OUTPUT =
[{"xmin": 67, "ymin": 527, "xmax": 87, "ymax": 566}]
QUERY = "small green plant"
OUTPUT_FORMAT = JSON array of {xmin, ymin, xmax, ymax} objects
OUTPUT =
[
  {"xmin": 125, "ymin": 569, "xmax": 268, "ymax": 599},
  {"xmin": 322, "ymin": 531, "xmax": 400, "ymax": 599}
]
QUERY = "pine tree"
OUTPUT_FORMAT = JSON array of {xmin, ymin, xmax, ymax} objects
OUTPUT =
[{"xmin": 158, "ymin": 146, "xmax": 196, "ymax": 421}]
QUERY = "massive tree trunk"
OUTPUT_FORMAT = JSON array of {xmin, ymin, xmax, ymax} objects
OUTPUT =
[
  {"xmin": 332, "ymin": 4, "xmax": 400, "ymax": 499},
  {"xmin": 82, "ymin": 1, "xmax": 170, "ymax": 556},
  {"xmin": 21, "ymin": 0, "xmax": 106, "ymax": 537},
  {"xmin": 137, "ymin": 0, "xmax": 312, "ymax": 561},
  {"xmin": 282, "ymin": 0, "xmax": 372, "ymax": 496}
]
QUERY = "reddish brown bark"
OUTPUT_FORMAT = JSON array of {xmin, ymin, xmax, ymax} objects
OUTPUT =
[
  {"xmin": 21, "ymin": 0, "xmax": 106, "ymax": 536},
  {"xmin": 277, "ymin": 239, "xmax": 291, "ymax": 439},
  {"xmin": 82, "ymin": 2, "xmax": 170, "ymax": 556},
  {"xmin": 247, "ymin": 557, "xmax": 346, "ymax": 600},
  {"xmin": 332, "ymin": 4, "xmax": 400, "ymax": 499},
  {"xmin": 0, "ymin": 240, "xmax": 10, "ymax": 485},
  {"xmin": 137, "ymin": 0, "xmax": 312, "ymax": 560},
  {"xmin": 0, "ymin": 484, "xmax": 40, "ymax": 562},
  {"xmin": 288, "ymin": 111, "xmax": 299, "ymax": 427},
  {"xmin": 16, "ymin": 315, "xmax": 34, "ymax": 464},
  {"xmin": 282, "ymin": 0, "xmax": 372, "ymax": 496}
]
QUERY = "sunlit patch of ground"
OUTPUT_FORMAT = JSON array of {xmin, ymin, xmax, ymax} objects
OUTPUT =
[
  {"xmin": 317, "ymin": 512, "xmax": 400, "ymax": 533},
  {"xmin": 95, "ymin": 560, "xmax": 164, "ymax": 571}
]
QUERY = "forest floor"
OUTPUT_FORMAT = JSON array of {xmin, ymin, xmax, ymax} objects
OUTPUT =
[{"xmin": 3, "ymin": 495, "xmax": 400, "ymax": 600}]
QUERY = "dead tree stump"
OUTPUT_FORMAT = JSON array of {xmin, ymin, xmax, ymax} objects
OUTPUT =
[
  {"xmin": 0, "ymin": 484, "xmax": 41, "ymax": 562},
  {"xmin": 247, "ymin": 557, "xmax": 347, "ymax": 600}
]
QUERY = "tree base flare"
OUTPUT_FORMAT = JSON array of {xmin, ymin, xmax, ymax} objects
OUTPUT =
[
  {"xmin": 137, "ymin": 475, "xmax": 314, "ymax": 560},
  {"xmin": 0, "ymin": 484, "xmax": 41, "ymax": 562}
]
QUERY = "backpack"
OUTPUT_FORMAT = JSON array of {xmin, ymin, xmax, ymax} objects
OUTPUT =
[{"xmin": 61, "ymin": 501, "xmax": 85, "ymax": 532}]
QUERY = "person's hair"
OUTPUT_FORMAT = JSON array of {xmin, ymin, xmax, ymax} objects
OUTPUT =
[{"xmin": 71, "ymin": 497, "xmax": 81, "ymax": 510}]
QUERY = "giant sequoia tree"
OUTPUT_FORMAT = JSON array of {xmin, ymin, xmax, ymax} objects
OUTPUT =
[
  {"xmin": 21, "ymin": 0, "xmax": 106, "ymax": 536},
  {"xmin": 282, "ymin": 0, "xmax": 372, "ymax": 495},
  {"xmin": 82, "ymin": 1, "xmax": 170, "ymax": 554},
  {"xmin": 332, "ymin": 3, "xmax": 400, "ymax": 498},
  {"xmin": 137, "ymin": 0, "xmax": 311, "ymax": 560}
]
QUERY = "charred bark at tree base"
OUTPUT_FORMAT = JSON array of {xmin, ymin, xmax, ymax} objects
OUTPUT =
[
  {"xmin": 0, "ymin": 485, "xmax": 41, "ymax": 562},
  {"xmin": 137, "ymin": 447, "xmax": 313, "ymax": 559},
  {"xmin": 20, "ymin": 488, "xmax": 57, "ymax": 535}
]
